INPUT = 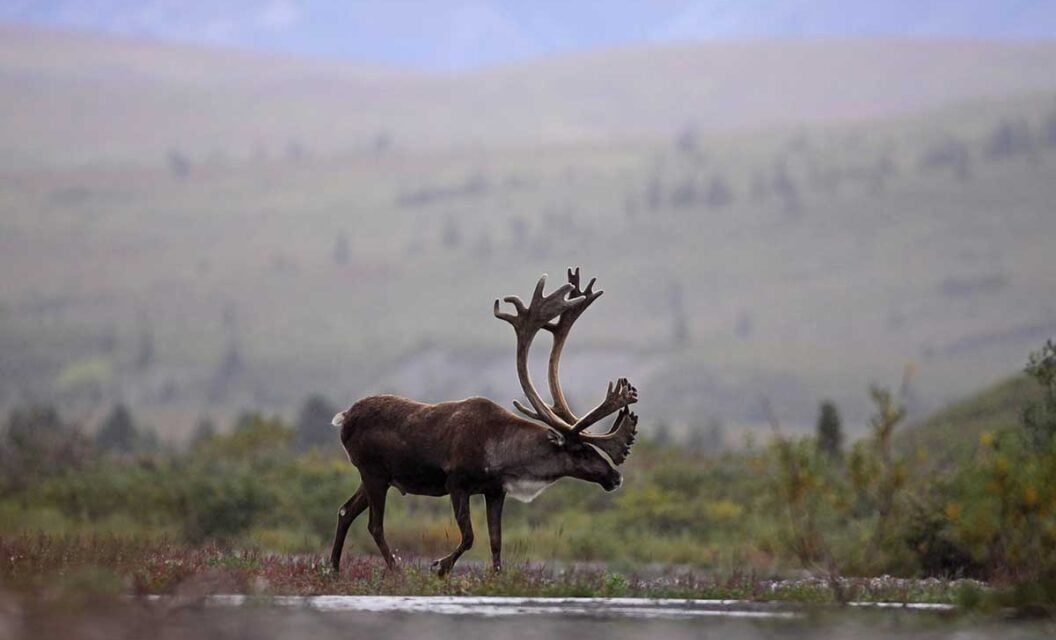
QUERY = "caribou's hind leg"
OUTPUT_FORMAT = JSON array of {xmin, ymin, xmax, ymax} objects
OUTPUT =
[
  {"xmin": 329, "ymin": 487, "xmax": 368, "ymax": 573},
  {"xmin": 433, "ymin": 488, "xmax": 473, "ymax": 577},
  {"xmin": 363, "ymin": 477, "xmax": 397, "ymax": 570}
]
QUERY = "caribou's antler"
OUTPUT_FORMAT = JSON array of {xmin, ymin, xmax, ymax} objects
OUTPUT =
[
  {"xmin": 569, "ymin": 377, "xmax": 638, "ymax": 435},
  {"xmin": 545, "ymin": 267, "xmax": 603, "ymax": 423},
  {"xmin": 494, "ymin": 269, "xmax": 638, "ymax": 447},
  {"xmin": 589, "ymin": 407, "xmax": 639, "ymax": 465},
  {"xmin": 494, "ymin": 274, "xmax": 584, "ymax": 431}
]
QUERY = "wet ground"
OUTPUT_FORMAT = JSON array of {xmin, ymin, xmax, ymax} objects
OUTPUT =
[{"xmin": 10, "ymin": 595, "xmax": 1054, "ymax": 640}]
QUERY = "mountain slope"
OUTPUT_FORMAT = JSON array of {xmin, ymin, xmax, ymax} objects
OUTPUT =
[
  {"xmin": 899, "ymin": 376, "xmax": 1042, "ymax": 470},
  {"xmin": 3, "ymin": 27, "xmax": 1056, "ymax": 168},
  {"xmin": 2, "ymin": 27, "xmax": 1056, "ymax": 437}
]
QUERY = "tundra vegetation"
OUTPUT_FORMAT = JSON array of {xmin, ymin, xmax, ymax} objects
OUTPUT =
[{"xmin": 1, "ymin": 342, "xmax": 1054, "ymax": 613}]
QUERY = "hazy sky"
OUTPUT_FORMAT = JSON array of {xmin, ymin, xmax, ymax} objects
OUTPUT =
[{"xmin": 3, "ymin": 0, "xmax": 1056, "ymax": 70}]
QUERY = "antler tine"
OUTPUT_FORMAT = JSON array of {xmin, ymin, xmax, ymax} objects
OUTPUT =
[
  {"xmin": 493, "ymin": 299, "xmax": 517, "ymax": 324},
  {"xmin": 493, "ymin": 277, "xmax": 585, "ymax": 335},
  {"xmin": 511, "ymin": 399, "xmax": 542, "ymax": 421},
  {"xmin": 567, "ymin": 267, "xmax": 580, "ymax": 292},
  {"xmin": 493, "ymin": 294, "xmax": 539, "ymax": 324},
  {"xmin": 582, "ymin": 408, "xmax": 639, "ymax": 465},
  {"xmin": 568, "ymin": 377, "xmax": 637, "ymax": 435},
  {"xmin": 531, "ymin": 275, "xmax": 547, "ymax": 304},
  {"xmin": 504, "ymin": 295, "xmax": 528, "ymax": 314},
  {"xmin": 566, "ymin": 267, "xmax": 598, "ymax": 300}
]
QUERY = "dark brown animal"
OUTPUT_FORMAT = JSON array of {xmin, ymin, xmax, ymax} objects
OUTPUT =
[{"xmin": 329, "ymin": 268, "xmax": 639, "ymax": 576}]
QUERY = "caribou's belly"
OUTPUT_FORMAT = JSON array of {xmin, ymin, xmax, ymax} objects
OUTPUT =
[
  {"xmin": 503, "ymin": 479, "xmax": 554, "ymax": 503},
  {"xmin": 391, "ymin": 479, "xmax": 448, "ymax": 496}
]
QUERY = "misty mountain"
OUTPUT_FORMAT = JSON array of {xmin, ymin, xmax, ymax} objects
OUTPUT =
[
  {"xmin": 3, "ymin": 26, "xmax": 1056, "ymax": 169},
  {"xmin": 2, "ymin": 1, "xmax": 1056, "ymax": 70}
]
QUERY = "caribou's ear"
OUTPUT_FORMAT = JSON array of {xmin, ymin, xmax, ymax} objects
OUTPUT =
[{"xmin": 547, "ymin": 430, "xmax": 566, "ymax": 447}]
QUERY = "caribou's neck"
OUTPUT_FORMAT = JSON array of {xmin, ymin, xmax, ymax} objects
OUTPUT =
[{"xmin": 484, "ymin": 425, "xmax": 570, "ymax": 502}]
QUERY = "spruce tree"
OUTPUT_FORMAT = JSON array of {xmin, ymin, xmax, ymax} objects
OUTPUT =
[
  {"xmin": 295, "ymin": 394, "xmax": 338, "ymax": 452},
  {"xmin": 96, "ymin": 404, "xmax": 138, "ymax": 453},
  {"xmin": 816, "ymin": 400, "xmax": 843, "ymax": 460}
]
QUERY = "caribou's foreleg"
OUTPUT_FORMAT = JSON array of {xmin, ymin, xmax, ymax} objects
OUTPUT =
[{"xmin": 485, "ymin": 490, "xmax": 506, "ymax": 572}]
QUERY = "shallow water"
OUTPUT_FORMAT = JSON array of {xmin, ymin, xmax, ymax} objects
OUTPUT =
[
  {"xmin": 203, "ymin": 594, "xmax": 951, "ymax": 619},
  {"xmin": 10, "ymin": 595, "xmax": 1056, "ymax": 640}
]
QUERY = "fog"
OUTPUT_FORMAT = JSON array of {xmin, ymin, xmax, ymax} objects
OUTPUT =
[{"xmin": 2, "ymin": 13, "xmax": 1056, "ymax": 446}]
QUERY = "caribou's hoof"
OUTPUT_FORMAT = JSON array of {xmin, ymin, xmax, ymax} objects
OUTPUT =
[{"xmin": 431, "ymin": 558, "xmax": 453, "ymax": 577}]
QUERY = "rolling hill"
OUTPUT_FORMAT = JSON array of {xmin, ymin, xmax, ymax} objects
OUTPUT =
[
  {"xmin": 1, "ymin": 27, "xmax": 1056, "ymax": 440},
  {"xmin": 898, "ymin": 374, "xmax": 1043, "ymax": 470},
  {"xmin": 4, "ymin": 27, "xmax": 1056, "ymax": 168}
]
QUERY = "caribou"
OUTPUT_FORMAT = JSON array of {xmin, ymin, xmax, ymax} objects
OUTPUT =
[{"xmin": 329, "ymin": 268, "xmax": 639, "ymax": 576}]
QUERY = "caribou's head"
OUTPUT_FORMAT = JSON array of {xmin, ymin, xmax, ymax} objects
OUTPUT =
[{"xmin": 495, "ymin": 268, "xmax": 639, "ymax": 492}]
